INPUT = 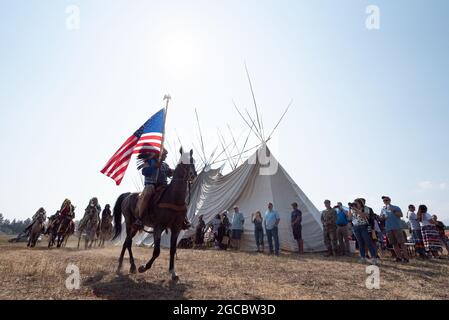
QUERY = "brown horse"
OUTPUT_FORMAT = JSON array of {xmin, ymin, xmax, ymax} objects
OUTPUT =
[
  {"xmin": 98, "ymin": 214, "xmax": 113, "ymax": 247},
  {"xmin": 48, "ymin": 215, "xmax": 75, "ymax": 248},
  {"xmin": 112, "ymin": 148, "xmax": 196, "ymax": 280}
]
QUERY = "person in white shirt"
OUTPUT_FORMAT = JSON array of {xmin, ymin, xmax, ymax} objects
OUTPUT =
[
  {"xmin": 407, "ymin": 205, "xmax": 427, "ymax": 258},
  {"xmin": 417, "ymin": 205, "xmax": 442, "ymax": 257}
]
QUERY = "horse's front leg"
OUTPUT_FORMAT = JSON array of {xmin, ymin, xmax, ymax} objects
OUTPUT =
[
  {"xmin": 169, "ymin": 229, "xmax": 180, "ymax": 281},
  {"xmin": 139, "ymin": 228, "xmax": 162, "ymax": 273}
]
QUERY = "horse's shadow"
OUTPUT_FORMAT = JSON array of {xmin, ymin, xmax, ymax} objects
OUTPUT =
[{"xmin": 83, "ymin": 271, "xmax": 191, "ymax": 300}]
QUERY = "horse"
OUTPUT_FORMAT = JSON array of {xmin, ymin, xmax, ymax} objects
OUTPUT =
[
  {"xmin": 27, "ymin": 215, "xmax": 46, "ymax": 248},
  {"xmin": 112, "ymin": 148, "xmax": 196, "ymax": 280},
  {"xmin": 98, "ymin": 214, "xmax": 113, "ymax": 247},
  {"xmin": 48, "ymin": 215, "xmax": 75, "ymax": 248},
  {"xmin": 77, "ymin": 206, "xmax": 100, "ymax": 249}
]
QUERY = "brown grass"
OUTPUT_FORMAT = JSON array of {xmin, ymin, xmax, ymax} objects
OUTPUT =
[{"xmin": 0, "ymin": 235, "xmax": 448, "ymax": 300}]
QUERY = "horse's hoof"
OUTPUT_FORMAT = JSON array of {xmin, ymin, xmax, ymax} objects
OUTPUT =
[
  {"xmin": 171, "ymin": 275, "xmax": 179, "ymax": 281},
  {"xmin": 138, "ymin": 265, "xmax": 146, "ymax": 273},
  {"xmin": 130, "ymin": 265, "xmax": 137, "ymax": 274}
]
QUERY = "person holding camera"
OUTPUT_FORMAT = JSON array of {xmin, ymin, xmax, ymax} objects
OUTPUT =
[
  {"xmin": 251, "ymin": 211, "xmax": 264, "ymax": 253},
  {"xmin": 335, "ymin": 202, "xmax": 350, "ymax": 256},
  {"xmin": 348, "ymin": 199, "xmax": 378, "ymax": 264},
  {"xmin": 321, "ymin": 200, "xmax": 337, "ymax": 257}
]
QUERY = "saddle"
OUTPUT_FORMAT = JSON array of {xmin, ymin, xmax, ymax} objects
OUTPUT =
[{"xmin": 150, "ymin": 185, "xmax": 167, "ymax": 205}]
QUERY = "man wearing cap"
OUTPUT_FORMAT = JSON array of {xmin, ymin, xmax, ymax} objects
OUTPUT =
[
  {"xmin": 321, "ymin": 200, "xmax": 337, "ymax": 257},
  {"xmin": 231, "ymin": 206, "xmax": 245, "ymax": 250},
  {"xmin": 291, "ymin": 202, "xmax": 303, "ymax": 254},
  {"xmin": 380, "ymin": 196, "xmax": 409, "ymax": 262},
  {"xmin": 135, "ymin": 148, "xmax": 173, "ymax": 229}
]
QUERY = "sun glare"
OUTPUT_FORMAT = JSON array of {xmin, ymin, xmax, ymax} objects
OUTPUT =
[{"xmin": 157, "ymin": 31, "xmax": 202, "ymax": 79}]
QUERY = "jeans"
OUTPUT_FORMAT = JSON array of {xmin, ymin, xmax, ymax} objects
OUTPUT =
[
  {"xmin": 254, "ymin": 227, "xmax": 264, "ymax": 248},
  {"xmin": 353, "ymin": 224, "xmax": 377, "ymax": 259},
  {"xmin": 266, "ymin": 226, "xmax": 279, "ymax": 254}
]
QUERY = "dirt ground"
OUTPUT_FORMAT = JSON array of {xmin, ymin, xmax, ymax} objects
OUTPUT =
[{"xmin": 0, "ymin": 235, "xmax": 448, "ymax": 300}]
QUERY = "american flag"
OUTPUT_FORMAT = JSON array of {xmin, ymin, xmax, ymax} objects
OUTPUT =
[{"xmin": 101, "ymin": 108, "xmax": 165, "ymax": 185}]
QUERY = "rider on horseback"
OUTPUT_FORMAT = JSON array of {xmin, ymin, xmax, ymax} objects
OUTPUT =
[
  {"xmin": 79, "ymin": 197, "xmax": 101, "ymax": 230},
  {"xmin": 24, "ymin": 207, "xmax": 47, "ymax": 235},
  {"xmin": 47, "ymin": 199, "xmax": 75, "ymax": 232},
  {"xmin": 134, "ymin": 148, "xmax": 173, "ymax": 229}
]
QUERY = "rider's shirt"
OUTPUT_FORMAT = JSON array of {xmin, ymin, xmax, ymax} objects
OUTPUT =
[{"xmin": 142, "ymin": 159, "xmax": 172, "ymax": 186}]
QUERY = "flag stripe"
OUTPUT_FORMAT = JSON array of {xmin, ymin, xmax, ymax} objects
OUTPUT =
[
  {"xmin": 100, "ymin": 109, "xmax": 165, "ymax": 186},
  {"xmin": 100, "ymin": 135, "xmax": 138, "ymax": 174}
]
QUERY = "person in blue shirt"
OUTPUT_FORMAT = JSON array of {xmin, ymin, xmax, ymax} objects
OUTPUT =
[
  {"xmin": 380, "ymin": 196, "xmax": 409, "ymax": 262},
  {"xmin": 264, "ymin": 202, "xmax": 280, "ymax": 256},
  {"xmin": 135, "ymin": 149, "xmax": 173, "ymax": 229},
  {"xmin": 231, "ymin": 206, "xmax": 245, "ymax": 250},
  {"xmin": 335, "ymin": 202, "xmax": 350, "ymax": 256}
]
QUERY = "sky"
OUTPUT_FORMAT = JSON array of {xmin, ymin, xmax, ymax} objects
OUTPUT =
[{"xmin": 1, "ymin": 0, "xmax": 448, "ymax": 224}]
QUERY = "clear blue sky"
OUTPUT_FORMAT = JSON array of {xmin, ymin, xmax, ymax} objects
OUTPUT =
[{"xmin": 1, "ymin": 0, "xmax": 448, "ymax": 224}]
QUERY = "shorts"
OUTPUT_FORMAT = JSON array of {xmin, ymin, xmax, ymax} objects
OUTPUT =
[
  {"xmin": 387, "ymin": 229, "xmax": 406, "ymax": 245},
  {"xmin": 292, "ymin": 225, "xmax": 302, "ymax": 240},
  {"xmin": 231, "ymin": 229, "xmax": 242, "ymax": 240}
]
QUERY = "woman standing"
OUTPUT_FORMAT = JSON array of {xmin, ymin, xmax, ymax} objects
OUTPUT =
[
  {"xmin": 407, "ymin": 205, "xmax": 427, "ymax": 259},
  {"xmin": 251, "ymin": 211, "xmax": 264, "ymax": 252},
  {"xmin": 348, "ymin": 199, "xmax": 378, "ymax": 264},
  {"xmin": 417, "ymin": 205, "xmax": 442, "ymax": 258}
]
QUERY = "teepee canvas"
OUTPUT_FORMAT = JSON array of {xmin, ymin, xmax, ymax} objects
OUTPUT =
[{"xmin": 181, "ymin": 146, "xmax": 325, "ymax": 252}]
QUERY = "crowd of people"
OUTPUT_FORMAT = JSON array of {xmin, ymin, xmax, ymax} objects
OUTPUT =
[{"xmin": 192, "ymin": 196, "xmax": 449, "ymax": 264}]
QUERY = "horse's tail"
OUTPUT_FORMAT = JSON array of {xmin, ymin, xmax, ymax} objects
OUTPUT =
[{"xmin": 112, "ymin": 193, "xmax": 130, "ymax": 240}]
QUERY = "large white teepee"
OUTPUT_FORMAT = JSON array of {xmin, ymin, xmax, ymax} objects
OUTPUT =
[
  {"xmin": 180, "ymin": 146, "xmax": 325, "ymax": 252},
  {"xmin": 113, "ymin": 146, "xmax": 325, "ymax": 252}
]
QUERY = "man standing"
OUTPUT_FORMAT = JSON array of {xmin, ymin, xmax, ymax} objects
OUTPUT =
[
  {"xmin": 291, "ymin": 202, "xmax": 303, "ymax": 254},
  {"xmin": 231, "ymin": 206, "xmax": 245, "ymax": 250},
  {"xmin": 335, "ymin": 202, "xmax": 350, "ymax": 256},
  {"xmin": 321, "ymin": 200, "xmax": 337, "ymax": 257},
  {"xmin": 264, "ymin": 203, "xmax": 280, "ymax": 256},
  {"xmin": 380, "ymin": 196, "xmax": 409, "ymax": 262}
]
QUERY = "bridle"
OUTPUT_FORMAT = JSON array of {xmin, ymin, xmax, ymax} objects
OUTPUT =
[{"xmin": 170, "ymin": 158, "xmax": 197, "ymax": 206}]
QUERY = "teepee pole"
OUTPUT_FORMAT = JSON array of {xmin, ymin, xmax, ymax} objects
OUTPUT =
[
  {"xmin": 233, "ymin": 100, "xmax": 264, "ymax": 142},
  {"xmin": 266, "ymin": 99, "xmax": 293, "ymax": 142},
  {"xmin": 245, "ymin": 62, "xmax": 264, "ymax": 140}
]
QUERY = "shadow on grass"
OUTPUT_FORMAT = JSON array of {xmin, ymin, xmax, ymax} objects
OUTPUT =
[{"xmin": 84, "ymin": 271, "xmax": 191, "ymax": 300}]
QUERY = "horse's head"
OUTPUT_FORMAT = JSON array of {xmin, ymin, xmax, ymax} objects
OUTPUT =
[{"xmin": 173, "ymin": 147, "xmax": 197, "ymax": 183}]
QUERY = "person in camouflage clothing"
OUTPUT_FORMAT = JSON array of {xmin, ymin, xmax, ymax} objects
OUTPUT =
[{"xmin": 321, "ymin": 200, "xmax": 337, "ymax": 257}]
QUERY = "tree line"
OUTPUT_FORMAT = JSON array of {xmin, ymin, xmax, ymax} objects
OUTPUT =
[{"xmin": 0, "ymin": 213, "xmax": 32, "ymax": 235}]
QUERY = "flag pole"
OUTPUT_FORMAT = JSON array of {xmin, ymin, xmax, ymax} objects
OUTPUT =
[
  {"xmin": 160, "ymin": 94, "xmax": 171, "ymax": 156},
  {"xmin": 154, "ymin": 94, "xmax": 171, "ymax": 182}
]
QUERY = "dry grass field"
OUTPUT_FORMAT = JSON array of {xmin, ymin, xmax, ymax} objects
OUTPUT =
[{"xmin": 0, "ymin": 235, "xmax": 448, "ymax": 300}]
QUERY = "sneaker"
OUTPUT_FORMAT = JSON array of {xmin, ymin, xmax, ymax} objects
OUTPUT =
[
  {"xmin": 359, "ymin": 257, "xmax": 367, "ymax": 263},
  {"xmin": 370, "ymin": 258, "xmax": 378, "ymax": 265}
]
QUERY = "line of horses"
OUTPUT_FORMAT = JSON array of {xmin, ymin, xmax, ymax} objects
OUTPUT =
[{"xmin": 25, "ymin": 210, "xmax": 114, "ymax": 250}]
